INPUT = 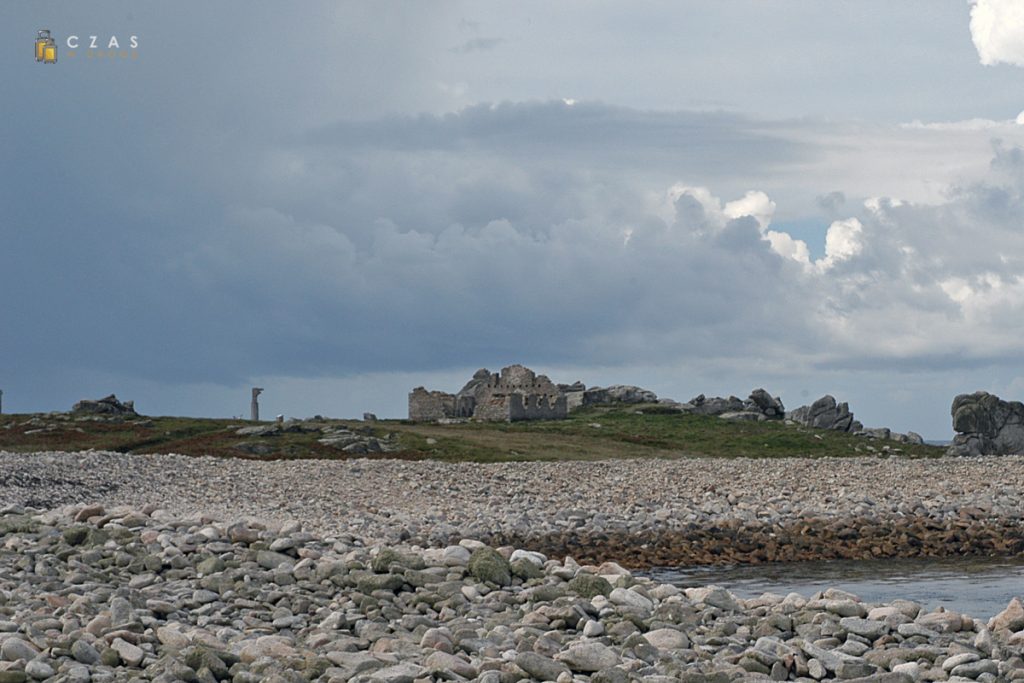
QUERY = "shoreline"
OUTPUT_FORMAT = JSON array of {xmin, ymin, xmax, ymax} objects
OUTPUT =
[{"xmin": 3, "ymin": 450, "xmax": 1024, "ymax": 569}]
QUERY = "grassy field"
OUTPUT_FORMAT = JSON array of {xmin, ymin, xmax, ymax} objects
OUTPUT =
[{"xmin": 0, "ymin": 405, "xmax": 944, "ymax": 462}]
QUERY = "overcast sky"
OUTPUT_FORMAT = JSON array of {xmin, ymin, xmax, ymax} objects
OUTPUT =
[{"xmin": 4, "ymin": 1, "xmax": 1024, "ymax": 437}]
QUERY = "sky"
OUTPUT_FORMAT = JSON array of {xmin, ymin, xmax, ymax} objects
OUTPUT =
[{"xmin": 3, "ymin": 1, "xmax": 1024, "ymax": 438}]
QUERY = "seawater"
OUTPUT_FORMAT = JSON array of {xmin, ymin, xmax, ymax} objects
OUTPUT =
[{"xmin": 644, "ymin": 556, "xmax": 1024, "ymax": 618}]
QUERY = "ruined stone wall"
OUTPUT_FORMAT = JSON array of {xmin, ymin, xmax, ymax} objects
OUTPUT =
[
  {"xmin": 471, "ymin": 393, "xmax": 568, "ymax": 422},
  {"xmin": 565, "ymin": 391, "xmax": 586, "ymax": 412},
  {"xmin": 410, "ymin": 364, "xmax": 572, "ymax": 422},
  {"xmin": 472, "ymin": 395, "xmax": 514, "ymax": 422},
  {"xmin": 514, "ymin": 393, "xmax": 568, "ymax": 421},
  {"xmin": 408, "ymin": 388, "xmax": 456, "ymax": 421}
]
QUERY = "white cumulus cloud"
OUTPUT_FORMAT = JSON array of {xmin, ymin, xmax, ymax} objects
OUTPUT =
[
  {"xmin": 817, "ymin": 217, "xmax": 864, "ymax": 271},
  {"xmin": 970, "ymin": 0, "xmax": 1024, "ymax": 67},
  {"xmin": 724, "ymin": 190, "xmax": 776, "ymax": 230}
]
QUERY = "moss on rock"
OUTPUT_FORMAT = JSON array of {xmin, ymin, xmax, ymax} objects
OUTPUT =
[
  {"xmin": 568, "ymin": 573, "xmax": 613, "ymax": 599},
  {"xmin": 510, "ymin": 558, "xmax": 544, "ymax": 580},
  {"xmin": 62, "ymin": 525, "xmax": 89, "ymax": 546},
  {"xmin": 371, "ymin": 548, "xmax": 426, "ymax": 573},
  {"xmin": 468, "ymin": 547, "xmax": 512, "ymax": 586}
]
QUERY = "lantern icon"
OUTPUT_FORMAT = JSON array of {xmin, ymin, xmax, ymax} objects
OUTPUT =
[{"xmin": 35, "ymin": 29, "xmax": 57, "ymax": 63}]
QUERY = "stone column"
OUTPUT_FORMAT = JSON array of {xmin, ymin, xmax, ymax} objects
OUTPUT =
[{"xmin": 251, "ymin": 387, "xmax": 263, "ymax": 421}]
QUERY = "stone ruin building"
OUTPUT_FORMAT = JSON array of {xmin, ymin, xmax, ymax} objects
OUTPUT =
[{"xmin": 409, "ymin": 365, "xmax": 569, "ymax": 422}]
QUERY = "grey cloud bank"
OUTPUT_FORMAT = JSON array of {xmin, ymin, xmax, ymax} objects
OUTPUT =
[{"xmin": 3, "ymin": 2, "xmax": 1024, "ymax": 438}]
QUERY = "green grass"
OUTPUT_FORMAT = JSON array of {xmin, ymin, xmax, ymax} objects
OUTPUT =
[{"xmin": 0, "ymin": 405, "xmax": 944, "ymax": 462}]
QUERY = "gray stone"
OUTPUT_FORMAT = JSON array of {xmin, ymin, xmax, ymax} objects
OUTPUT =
[
  {"xmin": 644, "ymin": 628, "xmax": 690, "ymax": 650},
  {"xmin": 610, "ymin": 587, "xmax": 654, "ymax": 611},
  {"xmin": 948, "ymin": 391, "xmax": 1024, "ymax": 456},
  {"xmin": 256, "ymin": 549, "xmax": 294, "ymax": 569},
  {"xmin": 916, "ymin": 610, "xmax": 963, "ymax": 633},
  {"xmin": 688, "ymin": 393, "xmax": 746, "ymax": 416},
  {"xmin": 840, "ymin": 617, "xmax": 889, "ymax": 640},
  {"xmin": 0, "ymin": 638, "xmax": 39, "ymax": 662},
  {"xmin": 591, "ymin": 668, "xmax": 631, "ymax": 683},
  {"xmin": 685, "ymin": 585, "xmax": 740, "ymax": 611},
  {"xmin": 952, "ymin": 659, "xmax": 999, "ymax": 677},
  {"xmin": 424, "ymin": 651, "xmax": 475, "ymax": 678},
  {"xmin": 71, "ymin": 639, "xmax": 101, "ymax": 664},
  {"xmin": 748, "ymin": 388, "xmax": 785, "ymax": 418},
  {"xmin": 905, "ymin": 431, "xmax": 925, "ymax": 445},
  {"xmin": 516, "ymin": 652, "xmax": 570, "ymax": 680},
  {"xmin": 368, "ymin": 662, "xmax": 425, "ymax": 683},
  {"xmin": 808, "ymin": 658, "xmax": 828, "ymax": 680},
  {"xmin": 23, "ymin": 661, "xmax": 54, "ymax": 681},
  {"xmin": 835, "ymin": 659, "xmax": 877, "ymax": 678},
  {"xmin": 556, "ymin": 642, "xmax": 620, "ymax": 672},
  {"xmin": 109, "ymin": 596, "xmax": 133, "ymax": 625},
  {"xmin": 71, "ymin": 394, "xmax": 137, "ymax": 416},
  {"xmin": 586, "ymin": 385, "xmax": 658, "ymax": 405},
  {"xmin": 111, "ymin": 637, "xmax": 145, "ymax": 666},
  {"xmin": 324, "ymin": 651, "xmax": 384, "ymax": 679},
  {"xmin": 355, "ymin": 572, "xmax": 405, "ymax": 593},
  {"xmin": 441, "ymin": 545, "xmax": 471, "ymax": 566},
  {"xmin": 788, "ymin": 394, "xmax": 862, "ymax": 432},
  {"xmin": 897, "ymin": 622, "xmax": 938, "ymax": 639}
]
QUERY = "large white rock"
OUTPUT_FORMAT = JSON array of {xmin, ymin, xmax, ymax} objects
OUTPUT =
[
  {"xmin": 111, "ymin": 637, "xmax": 145, "ymax": 666},
  {"xmin": 643, "ymin": 628, "xmax": 690, "ymax": 650},
  {"xmin": 685, "ymin": 586, "xmax": 741, "ymax": 611},
  {"xmin": 609, "ymin": 587, "xmax": 653, "ymax": 611},
  {"xmin": 371, "ymin": 662, "xmax": 427, "ymax": 683},
  {"xmin": 892, "ymin": 661, "xmax": 920, "ymax": 681},
  {"xmin": 510, "ymin": 549, "xmax": 547, "ymax": 566},
  {"xmin": 941, "ymin": 652, "xmax": 979, "ymax": 672},
  {"xmin": 442, "ymin": 545, "xmax": 472, "ymax": 566}
]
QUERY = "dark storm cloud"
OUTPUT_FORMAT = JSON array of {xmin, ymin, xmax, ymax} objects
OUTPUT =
[
  {"xmin": 6, "ymin": 0, "xmax": 1024, "ymax": 436},
  {"xmin": 308, "ymin": 101, "xmax": 806, "ymax": 173}
]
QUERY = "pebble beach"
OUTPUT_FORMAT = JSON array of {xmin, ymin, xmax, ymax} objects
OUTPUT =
[{"xmin": 1, "ymin": 450, "xmax": 1024, "ymax": 682}]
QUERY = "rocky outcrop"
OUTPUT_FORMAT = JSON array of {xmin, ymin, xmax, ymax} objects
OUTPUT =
[
  {"xmin": 682, "ymin": 388, "xmax": 785, "ymax": 421},
  {"xmin": 747, "ymin": 388, "xmax": 785, "ymax": 418},
  {"xmin": 234, "ymin": 420, "xmax": 400, "ymax": 455},
  {"xmin": 70, "ymin": 394, "xmax": 137, "ymax": 417},
  {"xmin": 582, "ymin": 385, "xmax": 658, "ymax": 406},
  {"xmin": 687, "ymin": 393, "xmax": 745, "ymax": 416},
  {"xmin": 787, "ymin": 395, "xmax": 862, "ymax": 432},
  {"xmin": 787, "ymin": 395, "xmax": 924, "ymax": 445},
  {"xmin": 948, "ymin": 391, "xmax": 1024, "ymax": 456}
]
